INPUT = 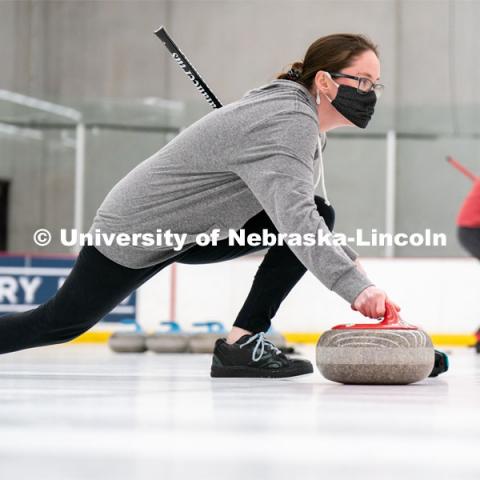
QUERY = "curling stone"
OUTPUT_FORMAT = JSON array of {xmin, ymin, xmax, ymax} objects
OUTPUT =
[
  {"xmin": 146, "ymin": 321, "xmax": 190, "ymax": 353},
  {"xmin": 316, "ymin": 303, "xmax": 435, "ymax": 385},
  {"xmin": 108, "ymin": 319, "xmax": 147, "ymax": 353},
  {"xmin": 189, "ymin": 321, "xmax": 226, "ymax": 353},
  {"xmin": 264, "ymin": 329, "xmax": 295, "ymax": 354},
  {"xmin": 265, "ymin": 328, "xmax": 287, "ymax": 348}
]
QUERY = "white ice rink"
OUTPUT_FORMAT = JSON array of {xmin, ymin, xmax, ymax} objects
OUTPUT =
[{"xmin": 0, "ymin": 344, "xmax": 479, "ymax": 480}]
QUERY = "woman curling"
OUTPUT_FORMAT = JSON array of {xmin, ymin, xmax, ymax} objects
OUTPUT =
[{"xmin": 0, "ymin": 33, "xmax": 402, "ymax": 378}]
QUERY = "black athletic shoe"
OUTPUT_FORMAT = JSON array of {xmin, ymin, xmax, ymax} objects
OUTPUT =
[
  {"xmin": 429, "ymin": 349, "xmax": 449, "ymax": 377},
  {"xmin": 210, "ymin": 332, "xmax": 313, "ymax": 378}
]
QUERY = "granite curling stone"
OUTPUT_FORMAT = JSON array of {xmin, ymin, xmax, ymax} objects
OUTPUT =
[
  {"xmin": 146, "ymin": 321, "xmax": 189, "ymax": 353},
  {"xmin": 264, "ymin": 331, "xmax": 287, "ymax": 349},
  {"xmin": 108, "ymin": 331, "xmax": 147, "ymax": 353},
  {"xmin": 189, "ymin": 321, "xmax": 227, "ymax": 354},
  {"xmin": 316, "ymin": 302, "xmax": 435, "ymax": 385}
]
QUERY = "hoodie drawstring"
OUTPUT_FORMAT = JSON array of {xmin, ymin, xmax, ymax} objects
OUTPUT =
[{"xmin": 314, "ymin": 133, "xmax": 330, "ymax": 206}]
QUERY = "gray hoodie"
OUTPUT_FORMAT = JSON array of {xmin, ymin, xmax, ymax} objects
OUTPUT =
[{"xmin": 89, "ymin": 79, "xmax": 374, "ymax": 304}]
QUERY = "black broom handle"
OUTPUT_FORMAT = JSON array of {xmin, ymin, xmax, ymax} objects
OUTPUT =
[{"xmin": 154, "ymin": 26, "xmax": 223, "ymax": 110}]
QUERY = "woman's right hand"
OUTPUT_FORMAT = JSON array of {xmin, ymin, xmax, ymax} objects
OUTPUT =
[{"xmin": 351, "ymin": 286, "xmax": 401, "ymax": 319}]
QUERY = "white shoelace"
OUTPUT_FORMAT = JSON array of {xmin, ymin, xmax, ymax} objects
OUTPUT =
[{"xmin": 239, "ymin": 332, "xmax": 282, "ymax": 362}]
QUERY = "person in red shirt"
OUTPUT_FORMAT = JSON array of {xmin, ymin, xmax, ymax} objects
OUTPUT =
[
  {"xmin": 456, "ymin": 177, "xmax": 480, "ymax": 354},
  {"xmin": 457, "ymin": 179, "xmax": 480, "ymax": 260},
  {"xmin": 448, "ymin": 158, "xmax": 480, "ymax": 354}
]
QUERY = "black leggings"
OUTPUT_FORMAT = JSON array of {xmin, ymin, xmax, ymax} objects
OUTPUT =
[
  {"xmin": 458, "ymin": 226, "xmax": 480, "ymax": 260},
  {"xmin": 0, "ymin": 196, "xmax": 335, "ymax": 355}
]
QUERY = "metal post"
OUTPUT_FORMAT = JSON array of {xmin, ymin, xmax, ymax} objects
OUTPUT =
[
  {"xmin": 385, "ymin": 130, "xmax": 397, "ymax": 257},
  {"xmin": 73, "ymin": 122, "xmax": 86, "ymax": 254}
]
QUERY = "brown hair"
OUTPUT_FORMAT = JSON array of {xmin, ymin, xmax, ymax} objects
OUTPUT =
[{"xmin": 276, "ymin": 33, "xmax": 379, "ymax": 90}]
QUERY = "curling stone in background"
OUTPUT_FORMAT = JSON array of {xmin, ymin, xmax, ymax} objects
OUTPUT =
[
  {"xmin": 316, "ymin": 302, "xmax": 435, "ymax": 385},
  {"xmin": 189, "ymin": 321, "xmax": 226, "ymax": 353},
  {"xmin": 146, "ymin": 321, "xmax": 190, "ymax": 353},
  {"xmin": 265, "ymin": 328, "xmax": 295, "ymax": 354},
  {"xmin": 108, "ymin": 318, "xmax": 147, "ymax": 353},
  {"xmin": 265, "ymin": 328, "xmax": 287, "ymax": 348}
]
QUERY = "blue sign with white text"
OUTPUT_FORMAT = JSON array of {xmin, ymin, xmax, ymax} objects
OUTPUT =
[{"xmin": 0, "ymin": 254, "xmax": 136, "ymax": 323}]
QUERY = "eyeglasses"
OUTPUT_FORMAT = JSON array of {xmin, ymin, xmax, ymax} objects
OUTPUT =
[{"xmin": 327, "ymin": 72, "xmax": 384, "ymax": 98}]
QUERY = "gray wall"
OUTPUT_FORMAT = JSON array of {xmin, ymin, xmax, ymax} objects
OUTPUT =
[{"xmin": 0, "ymin": 0, "xmax": 479, "ymax": 256}]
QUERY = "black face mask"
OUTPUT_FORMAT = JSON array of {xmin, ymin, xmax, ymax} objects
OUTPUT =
[{"xmin": 330, "ymin": 84, "xmax": 377, "ymax": 129}]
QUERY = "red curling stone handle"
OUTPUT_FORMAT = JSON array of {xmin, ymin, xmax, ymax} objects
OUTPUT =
[{"xmin": 332, "ymin": 302, "xmax": 418, "ymax": 330}]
